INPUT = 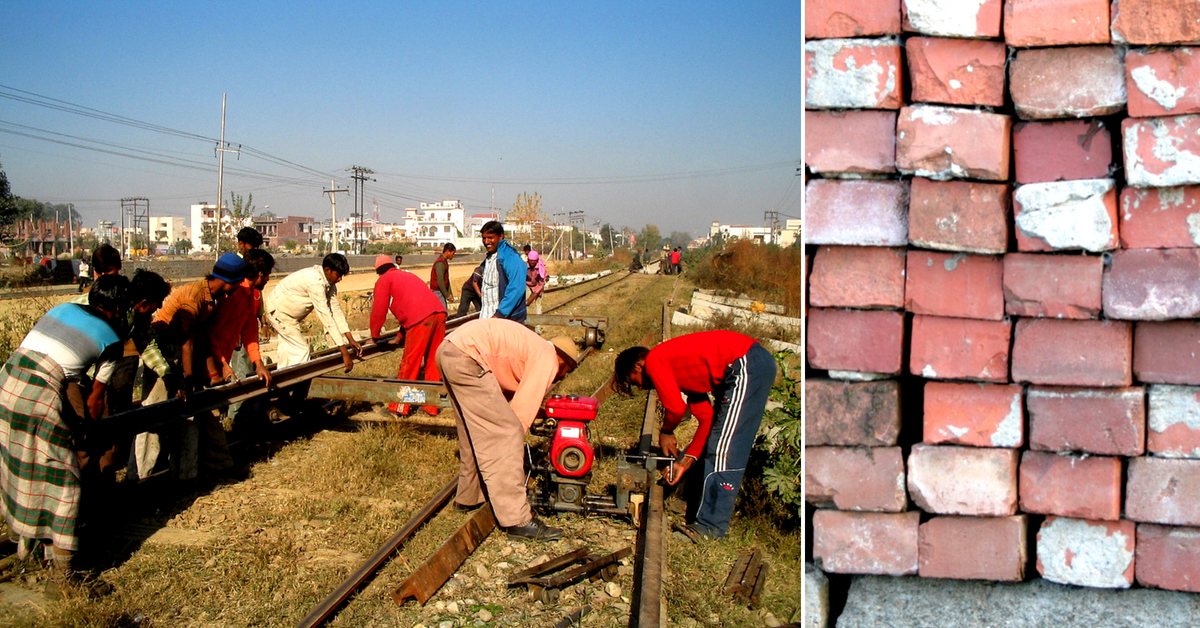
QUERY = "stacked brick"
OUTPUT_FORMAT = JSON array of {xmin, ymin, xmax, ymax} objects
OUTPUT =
[{"xmin": 805, "ymin": 0, "xmax": 1200, "ymax": 594}]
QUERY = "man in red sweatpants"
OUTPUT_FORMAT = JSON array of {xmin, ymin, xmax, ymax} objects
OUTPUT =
[{"xmin": 369, "ymin": 255, "xmax": 447, "ymax": 416}]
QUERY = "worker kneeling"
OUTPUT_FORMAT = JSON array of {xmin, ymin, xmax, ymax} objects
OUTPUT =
[{"xmin": 435, "ymin": 318, "xmax": 578, "ymax": 541}]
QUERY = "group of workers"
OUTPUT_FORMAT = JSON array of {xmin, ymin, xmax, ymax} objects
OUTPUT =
[{"xmin": 0, "ymin": 218, "xmax": 772, "ymax": 593}]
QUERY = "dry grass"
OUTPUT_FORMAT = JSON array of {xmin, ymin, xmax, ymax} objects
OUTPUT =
[{"xmin": 686, "ymin": 240, "xmax": 803, "ymax": 316}]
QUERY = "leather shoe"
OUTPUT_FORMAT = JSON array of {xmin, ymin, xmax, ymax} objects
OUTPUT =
[
  {"xmin": 452, "ymin": 501, "xmax": 484, "ymax": 513},
  {"xmin": 505, "ymin": 517, "xmax": 563, "ymax": 541}
]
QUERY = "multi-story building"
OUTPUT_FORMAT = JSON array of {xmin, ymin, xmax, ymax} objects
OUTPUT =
[
  {"xmin": 410, "ymin": 200, "xmax": 466, "ymax": 249},
  {"xmin": 253, "ymin": 215, "xmax": 317, "ymax": 250},
  {"xmin": 709, "ymin": 221, "xmax": 775, "ymax": 244},
  {"xmin": 190, "ymin": 202, "xmax": 253, "ymax": 253},
  {"xmin": 150, "ymin": 216, "xmax": 190, "ymax": 254}
]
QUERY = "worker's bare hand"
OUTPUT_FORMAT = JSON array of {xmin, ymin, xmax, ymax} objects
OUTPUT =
[
  {"xmin": 255, "ymin": 362, "xmax": 272, "ymax": 389},
  {"xmin": 660, "ymin": 455, "xmax": 694, "ymax": 486},
  {"xmin": 341, "ymin": 347, "xmax": 355, "ymax": 373},
  {"xmin": 659, "ymin": 433, "xmax": 679, "ymax": 458}
]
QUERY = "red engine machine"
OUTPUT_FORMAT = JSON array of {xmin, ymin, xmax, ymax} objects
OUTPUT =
[{"xmin": 529, "ymin": 394, "xmax": 608, "ymax": 514}]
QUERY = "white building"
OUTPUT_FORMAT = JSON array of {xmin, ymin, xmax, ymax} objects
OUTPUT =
[
  {"xmin": 709, "ymin": 221, "xmax": 775, "ymax": 244},
  {"xmin": 190, "ymin": 202, "xmax": 252, "ymax": 253},
  {"xmin": 778, "ymin": 219, "xmax": 800, "ymax": 247},
  {"xmin": 150, "ymin": 216, "xmax": 190, "ymax": 254}
]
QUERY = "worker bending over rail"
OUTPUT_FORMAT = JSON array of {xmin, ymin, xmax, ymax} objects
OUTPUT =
[
  {"xmin": 370, "ymin": 255, "xmax": 446, "ymax": 416},
  {"xmin": 435, "ymin": 318, "xmax": 579, "ymax": 540},
  {"xmin": 614, "ymin": 330, "xmax": 776, "ymax": 541},
  {"xmin": 264, "ymin": 253, "xmax": 363, "ymax": 372}
]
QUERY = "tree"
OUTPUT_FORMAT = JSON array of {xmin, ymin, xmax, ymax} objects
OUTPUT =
[
  {"xmin": 285, "ymin": 239, "xmax": 298, "ymax": 251},
  {"xmin": 508, "ymin": 192, "xmax": 547, "ymax": 247},
  {"xmin": 0, "ymin": 161, "xmax": 16, "ymax": 235},
  {"xmin": 173, "ymin": 238, "xmax": 193, "ymax": 254},
  {"xmin": 638, "ymin": 224, "xmax": 662, "ymax": 253},
  {"xmin": 202, "ymin": 192, "xmax": 256, "ymax": 253},
  {"xmin": 668, "ymin": 231, "xmax": 691, "ymax": 250},
  {"xmin": 598, "ymin": 223, "xmax": 618, "ymax": 254}
]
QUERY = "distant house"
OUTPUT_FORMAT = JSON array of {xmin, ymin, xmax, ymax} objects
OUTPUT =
[
  {"xmin": 253, "ymin": 215, "xmax": 317, "ymax": 249},
  {"xmin": 710, "ymin": 221, "xmax": 776, "ymax": 244}
]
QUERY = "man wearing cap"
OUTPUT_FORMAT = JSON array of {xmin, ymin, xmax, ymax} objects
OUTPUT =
[
  {"xmin": 265, "ymin": 253, "xmax": 363, "ymax": 372},
  {"xmin": 429, "ymin": 243, "xmax": 456, "ymax": 310},
  {"xmin": 370, "ymin": 255, "xmax": 447, "ymax": 416},
  {"xmin": 435, "ymin": 318, "xmax": 579, "ymax": 540}
]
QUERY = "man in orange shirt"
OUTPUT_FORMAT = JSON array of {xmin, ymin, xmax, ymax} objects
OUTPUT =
[{"xmin": 435, "ymin": 319, "xmax": 578, "ymax": 540}]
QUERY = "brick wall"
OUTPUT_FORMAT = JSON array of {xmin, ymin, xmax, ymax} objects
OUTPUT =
[{"xmin": 805, "ymin": 0, "xmax": 1200, "ymax": 593}]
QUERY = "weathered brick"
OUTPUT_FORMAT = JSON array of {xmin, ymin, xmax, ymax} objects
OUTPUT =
[
  {"xmin": 1123, "ymin": 115, "xmax": 1200, "ymax": 187},
  {"xmin": 1002, "ymin": 253, "xmax": 1104, "ymax": 320},
  {"xmin": 809, "ymin": 246, "xmax": 906, "ymax": 309},
  {"xmin": 907, "ymin": 444, "xmax": 1018, "ymax": 516},
  {"xmin": 1126, "ymin": 48, "xmax": 1200, "ymax": 117},
  {"xmin": 807, "ymin": 308, "xmax": 906, "ymax": 375},
  {"xmin": 1135, "ymin": 321, "xmax": 1200, "ymax": 385},
  {"xmin": 805, "ymin": 378, "xmax": 902, "ymax": 446},
  {"xmin": 1009, "ymin": 46, "xmax": 1127, "ymax": 120},
  {"xmin": 905, "ymin": 37, "xmax": 1005, "ymax": 107},
  {"xmin": 804, "ymin": 179, "xmax": 909, "ymax": 246},
  {"xmin": 901, "ymin": 0, "xmax": 1002, "ymax": 38},
  {"xmin": 923, "ymin": 381, "xmax": 1024, "ymax": 448},
  {"xmin": 1136, "ymin": 523, "xmax": 1200, "ymax": 593},
  {"xmin": 1003, "ymin": 0, "xmax": 1111, "ymax": 47},
  {"xmin": 1012, "ymin": 120, "xmax": 1113, "ymax": 184},
  {"xmin": 909, "ymin": 315, "xmax": 1011, "ymax": 383},
  {"xmin": 1037, "ymin": 517, "xmax": 1136, "ymax": 589},
  {"xmin": 918, "ymin": 516, "xmax": 1027, "ymax": 581},
  {"xmin": 1013, "ymin": 179, "xmax": 1119, "ymax": 253},
  {"xmin": 1011, "ymin": 319, "xmax": 1133, "ymax": 387},
  {"xmin": 1119, "ymin": 186, "xmax": 1200, "ymax": 248},
  {"xmin": 805, "ymin": 0, "xmax": 902, "ymax": 38},
  {"xmin": 1148, "ymin": 385, "xmax": 1200, "ymax": 458},
  {"xmin": 805, "ymin": 110, "xmax": 897, "ymax": 176},
  {"xmin": 805, "ymin": 446, "xmax": 907, "ymax": 512},
  {"xmin": 1019, "ymin": 451, "xmax": 1123, "ymax": 521},
  {"xmin": 1112, "ymin": 0, "xmax": 1200, "ymax": 45},
  {"xmin": 896, "ymin": 105, "xmax": 1012, "ymax": 181},
  {"xmin": 812, "ymin": 510, "xmax": 920, "ymax": 575},
  {"xmin": 1103, "ymin": 248, "xmax": 1200, "ymax": 320},
  {"xmin": 907, "ymin": 178, "xmax": 1010, "ymax": 254},
  {"xmin": 805, "ymin": 38, "xmax": 904, "ymax": 110},
  {"xmin": 1127, "ymin": 457, "xmax": 1200, "ymax": 525},
  {"xmin": 904, "ymin": 251, "xmax": 1004, "ymax": 320},
  {"xmin": 1027, "ymin": 386, "xmax": 1146, "ymax": 456}
]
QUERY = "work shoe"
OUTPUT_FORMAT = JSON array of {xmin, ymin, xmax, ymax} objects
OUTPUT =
[
  {"xmin": 452, "ymin": 501, "xmax": 484, "ymax": 513},
  {"xmin": 505, "ymin": 518, "xmax": 563, "ymax": 541},
  {"xmin": 671, "ymin": 522, "xmax": 714, "ymax": 545},
  {"xmin": 45, "ymin": 569, "xmax": 113, "ymax": 600}
]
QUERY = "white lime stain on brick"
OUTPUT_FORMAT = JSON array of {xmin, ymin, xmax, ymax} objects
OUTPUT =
[
  {"xmin": 921, "ymin": 365, "xmax": 938, "ymax": 378},
  {"xmin": 1038, "ymin": 518, "xmax": 1133, "ymax": 589},
  {"xmin": 1149, "ymin": 384, "xmax": 1200, "ymax": 434},
  {"xmin": 949, "ymin": 79, "xmax": 962, "ymax": 89},
  {"xmin": 946, "ymin": 425, "xmax": 969, "ymax": 439},
  {"xmin": 1125, "ymin": 116, "xmax": 1200, "ymax": 187},
  {"xmin": 907, "ymin": 445, "xmax": 1015, "ymax": 516},
  {"xmin": 1014, "ymin": 179, "xmax": 1116, "ymax": 251},
  {"xmin": 805, "ymin": 38, "xmax": 898, "ymax": 109},
  {"xmin": 1131, "ymin": 66, "xmax": 1187, "ymax": 110},
  {"xmin": 942, "ymin": 253, "xmax": 965, "ymax": 271},
  {"xmin": 991, "ymin": 392, "xmax": 1023, "ymax": 447},
  {"xmin": 904, "ymin": 0, "xmax": 988, "ymax": 37},
  {"xmin": 911, "ymin": 105, "xmax": 958, "ymax": 125}
]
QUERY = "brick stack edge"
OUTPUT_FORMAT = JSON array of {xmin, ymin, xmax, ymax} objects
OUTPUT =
[{"xmin": 805, "ymin": 0, "xmax": 1200, "ymax": 593}]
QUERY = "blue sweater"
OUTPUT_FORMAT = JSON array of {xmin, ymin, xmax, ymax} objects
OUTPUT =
[{"xmin": 494, "ymin": 239, "xmax": 528, "ymax": 323}]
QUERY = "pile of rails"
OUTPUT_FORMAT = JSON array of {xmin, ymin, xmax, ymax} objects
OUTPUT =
[{"xmin": 805, "ymin": 0, "xmax": 1200, "ymax": 592}]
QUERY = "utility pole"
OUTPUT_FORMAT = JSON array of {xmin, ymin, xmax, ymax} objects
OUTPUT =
[
  {"xmin": 552, "ymin": 212, "xmax": 566, "ymax": 260},
  {"xmin": 323, "ymin": 180, "xmax": 349, "ymax": 254},
  {"xmin": 214, "ymin": 93, "xmax": 240, "ymax": 260},
  {"xmin": 764, "ymin": 210, "xmax": 780, "ymax": 245},
  {"xmin": 350, "ymin": 166, "xmax": 375, "ymax": 254},
  {"xmin": 569, "ymin": 210, "xmax": 585, "ymax": 260},
  {"xmin": 68, "ymin": 204, "xmax": 74, "ymax": 255}
]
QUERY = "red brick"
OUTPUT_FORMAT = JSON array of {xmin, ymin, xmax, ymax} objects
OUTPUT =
[
  {"xmin": 1002, "ymin": 253, "xmax": 1104, "ymax": 320},
  {"xmin": 1119, "ymin": 186, "xmax": 1200, "ymax": 248},
  {"xmin": 809, "ymin": 246, "xmax": 906, "ymax": 309},
  {"xmin": 804, "ymin": 179, "xmax": 909, "ymax": 246},
  {"xmin": 1112, "ymin": 0, "xmax": 1200, "ymax": 45},
  {"xmin": 1009, "ymin": 46, "xmax": 1127, "ymax": 120},
  {"xmin": 812, "ymin": 510, "xmax": 920, "ymax": 575},
  {"xmin": 907, "ymin": 178, "xmax": 1010, "ymax": 254},
  {"xmin": 1136, "ymin": 523, "xmax": 1200, "ymax": 593},
  {"xmin": 1135, "ymin": 321, "xmax": 1200, "ymax": 385},
  {"xmin": 807, "ymin": 308, "xmax": 906, "ymax": 375},
  {"xmin": 923, "ymin": 381, "xmax": 1024, "ymax": 448},
  {"xmin": 1012, "ymin": 120, "xmax": 1114, "ymax": 184},
  {"xmin": 1013, "ymin": 179, "xmax": 1119, "ymax": 252},
  {"xmin": 804, "ymin": 110, "xmax": 897, "ymax": 176},
  {"xmin": 805, "ymin": 446, "xmax": 907, "ymax": 512},
  {"xmin": 907, "ymin": 444, "xmax": 1019, "ymax": 516},
  {"xmin": 901, "ymin": 0, "xmax": 1002, "ymax": 38},
  {"xmin": 805, "ymin": 378, "xmax": 902, "ymax": 447},
  {"xmin": 1123, "ymin": 116, "xmax": 1200, "ymax": 187},
  {"xmin": 805, "ymin": 39, "xmax": 904, "ymax": 109},
  {"xmin": 1127, "ymin": 457, "xmax": 1200, "ymax": 525},
  {"xmin": 1037, "ymin": 517, "xmax": 1136, "ymax": 589},
  {"xmin": 896, "ymin": 105, "xmax": 1012, "ymax": 181},
  {"xmin": 1148, "ymin": 384, "xmax": 1200, "ymax": 458},
  {"xmin": 909, "ymin": 315, "xmax": 1011, "ymax": 383},
  {"xmin": 1011, "ymin": 319, "xmax": 1133, "ymax": 387},
  {"xmin": 919, "ymin": 516, "xmax": 1027, "ymax": 581},
  {"xmin": 1103, "ymin": 248, "xmax": 1200, "ymax": 320},
  {"xmin": 1003, "ymin": 0, "xmax": 1110, "ymax": 47},
  {"xmin": 905, "ymin": 37, "xmax": 1006, "ymax": 107},
  {"xmin": 805, "ymin": 0, "xmax": 902, "ymax": 38},
  {"xmin": 1026, "ymin": 386, "xmax": 1146, "ymax": 456},
  {"xmin": 1127, "ymin": 48, "xmax": 1200, "ymax": 117},
  {"xmin": 904, "ymin": 251, "xmax": 1004, "ymax": 320},
  {"xmin": 1018, "ymin": 451, "xmax": 1123, "ymax": 521}
]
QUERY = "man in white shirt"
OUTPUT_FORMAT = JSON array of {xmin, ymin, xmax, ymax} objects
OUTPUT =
[{"xmin": 265, "ymin": 253, "xmax": 363, "ymax": 371}]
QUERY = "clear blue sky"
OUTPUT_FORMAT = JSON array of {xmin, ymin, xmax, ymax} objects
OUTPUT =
[{"xmin": 0, "ymin": 1, "xmax": 800, "ymax": 238}]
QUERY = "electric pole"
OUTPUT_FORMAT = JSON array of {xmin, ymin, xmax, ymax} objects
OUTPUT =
[
  {"xmin": 764, "ymin": 210, "xmax": 780, "ymax": 245},
  {"xmin": 569, "ymin": 210, "xmax": 585, "ymax": 260},
  {"xmin": 323, "ymin": 180, "xmax": 349, "ymax": 254},
  {"xmin": 350, "ymin": 166, "xmax": 375, "ymax": 254},
  {"xmin": 214, "ymin": 93, "xmax": 240, "ymax": 260}
]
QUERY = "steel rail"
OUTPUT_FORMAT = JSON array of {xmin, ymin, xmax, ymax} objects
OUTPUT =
[{"xmin": 544, "ymin": 271, "xmax": 635, "ymax": 314}]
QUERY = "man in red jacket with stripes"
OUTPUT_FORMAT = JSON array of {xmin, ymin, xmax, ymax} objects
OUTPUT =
[
  {"xmin": 614, "ymin": 330, "xmax": 775, "ymax": 541},
  {"xmin": 370, "ymin": 255, "xmax": 447, "ymax": 416}
]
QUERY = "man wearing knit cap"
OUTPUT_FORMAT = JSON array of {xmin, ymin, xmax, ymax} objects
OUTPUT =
[
  {"xmin": 525, "ymin": 250, "xmax": 547, "ymax": 315},
  {"xmin": 265, "ymin": 253, "xmax": 363, "ymax": 372},
  {"xmin": 370, "ymin": 255, "xmax": 447, "ymax": 416},
  {"xmin": 435, "ymin": 318, "xmax": 579, "ymax": 540}
]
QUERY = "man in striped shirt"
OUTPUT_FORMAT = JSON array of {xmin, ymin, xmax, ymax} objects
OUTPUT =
[{"xmin": 614, "ymin": 331, "xmax": 776, "ymax": 541}]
